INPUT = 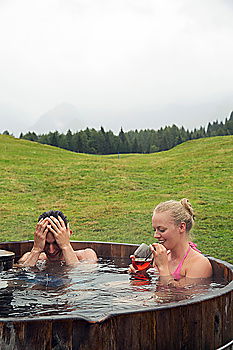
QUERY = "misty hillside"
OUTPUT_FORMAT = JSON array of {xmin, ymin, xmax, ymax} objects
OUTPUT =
[{"xmin": 29, "ymin": 103, "xmax": 84, "ymax": 134}]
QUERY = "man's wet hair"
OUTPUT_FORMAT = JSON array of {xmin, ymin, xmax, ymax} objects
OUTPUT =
[{"xmin": 38, "ymin": 210, "xmax": 68, "ymax": 228}]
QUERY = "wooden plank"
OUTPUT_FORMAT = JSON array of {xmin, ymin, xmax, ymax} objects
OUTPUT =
[
  {"xmin": 111, "ymin": 243, "xmax": 122, "ymax": 258},
  {"xmin": 201, "ymin": 295, "xmax": 224, "ymax": 350},
  {"xmin": 13, "ymin": 322, "xmax": 25, "ymax": 349},
  {"xmin": 221, "ymin": 292, "xmax": 233, "ymax": 346},
  {"xmin": 26, "ymin": 320, "xmax": 52, "ymax": 350},
  {"xmin": 52, "ymin": 319, "xmax": 73, "ymax": 350},
  {"xmin": 72, "ymin": 320, "xmax": 97, "ymax": 350},
  {"xmin": 120, "ymin": 243, "xmax": 138, "ymax": 259}
]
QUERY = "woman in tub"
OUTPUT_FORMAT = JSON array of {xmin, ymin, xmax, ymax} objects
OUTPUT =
[{"xmin": 130, "ymin": 199, "xmax": 212, "ymax": 287}]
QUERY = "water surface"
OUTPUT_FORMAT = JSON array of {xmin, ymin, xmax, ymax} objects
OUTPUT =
[{"xmin": 0, "ymin": 258, "xmax": 228, "ymax": 321}]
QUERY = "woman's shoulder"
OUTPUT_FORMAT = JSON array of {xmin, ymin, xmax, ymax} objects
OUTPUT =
[
  {"xmin": 188, "ymin": 248, "xmax": 211, "ymax": 264},
  {"xmin": 186, "ymin": 249, "xmax": 212, "ymax": 278}
]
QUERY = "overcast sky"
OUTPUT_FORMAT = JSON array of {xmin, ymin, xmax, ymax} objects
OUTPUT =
[{"xmin": 0, "ymin": 0, "xmax": 232, "ymax": 135}]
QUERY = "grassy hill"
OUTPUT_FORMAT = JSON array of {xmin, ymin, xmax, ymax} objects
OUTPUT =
[{"xmin": 0, "ymin": 134, "xmax": 232, "ymax": 263}]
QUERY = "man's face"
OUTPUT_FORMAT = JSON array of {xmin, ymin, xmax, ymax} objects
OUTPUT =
[{"xmin": 44, "ymin": 231, "xmax": 63, "ymax": 261}]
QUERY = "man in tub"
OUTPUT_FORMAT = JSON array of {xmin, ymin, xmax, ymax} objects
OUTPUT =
[{"xmin": 18, "ymin": 210, "xmax": 97, "ymax": 266}]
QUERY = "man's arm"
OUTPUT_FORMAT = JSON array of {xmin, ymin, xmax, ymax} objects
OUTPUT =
[
  {"xmin": 18, "ymin": 219, "xmax": 48, "ymax": 267},
  {"xmin": 18, "ymin": 249, "xmax": 42, "ymax": 266}
]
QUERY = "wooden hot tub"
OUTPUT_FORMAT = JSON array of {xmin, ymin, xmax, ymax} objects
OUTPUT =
[{"xmin": 0, "ymin": 240, "xmax": 232, "ymax": 350}]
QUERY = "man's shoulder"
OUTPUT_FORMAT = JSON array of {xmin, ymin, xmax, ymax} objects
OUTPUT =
[
  {"xmin": 75, "ymin": 248, "xmax": 97, "ymax": 262},
  {"xmin": 18, "ymin": 251, "xmax": 31, "ymax": 263}
]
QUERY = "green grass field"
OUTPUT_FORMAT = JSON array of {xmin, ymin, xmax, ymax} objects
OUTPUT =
[{"xmin": 0, "ymin": 134, "xmax": 232, "ymax": 263}]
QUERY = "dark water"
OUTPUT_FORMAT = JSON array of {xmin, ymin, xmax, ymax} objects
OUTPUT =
[{"xmin": 0, "ymin": 258, "xmax": 228, "ymax": 321}]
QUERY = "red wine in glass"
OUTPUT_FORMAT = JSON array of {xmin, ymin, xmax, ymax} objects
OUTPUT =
[{"xmin": 132, "ymin": 257, "xmax": 152, "ymax": 271}]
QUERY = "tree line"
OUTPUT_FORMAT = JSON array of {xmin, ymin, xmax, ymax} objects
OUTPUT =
[{"xmin": 3, "ymin": 111, "xmax": 233, "ymax": 155}]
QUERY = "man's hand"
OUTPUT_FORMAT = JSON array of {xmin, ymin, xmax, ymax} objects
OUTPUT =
[
  {"xmin": 46, "ymin": 216, "xmax": 71, "ymax": 249},
  {"xmin": 32, "ymin": 218, "xmax": 49, "ymax": 253},
  {"xmin": 47, "ymin": 216, "xmax": 79, "ymax": 265},
  {"xmin": 18, "ymin": 219, "xmax": 48, "ymax": 267}
]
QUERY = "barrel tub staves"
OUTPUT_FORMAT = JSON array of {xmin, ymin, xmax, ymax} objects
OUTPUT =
[{"xmin": 0, "ymin": 240, "xmax": 232, "ymax": 350}]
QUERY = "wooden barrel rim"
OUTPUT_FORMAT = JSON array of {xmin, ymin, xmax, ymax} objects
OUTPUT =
[{"xmin": 0, "ymin": 249, "xmax": 15, "ymax": 262}]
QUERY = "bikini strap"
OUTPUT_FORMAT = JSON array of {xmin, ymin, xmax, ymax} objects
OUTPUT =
[
  {"xmin": 179, "ymin": 245, "xmax": 191, "ymax": 265},
  {"xmin": 172, "ymin": 246, "xmax": 191, "ymax": 280},
  {"xmin": 172, "ymin": 243, "xmax": 201, "ymax": 280},
  {"xmin": 188, "ymin": 241, "xmax": 201, "ymax": 253}
]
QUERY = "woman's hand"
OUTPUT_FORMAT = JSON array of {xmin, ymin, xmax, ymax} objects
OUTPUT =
[
  {"xmin": 128, "ymin": 255, "xmax": 138, "ymax": 274},
  {"xmin": 128, "ymin": 255, "xmax": 152, "ymax": 274},
  {"xmin": 150, "ymin": 243, "xmax": 170, "ymax": 276}
]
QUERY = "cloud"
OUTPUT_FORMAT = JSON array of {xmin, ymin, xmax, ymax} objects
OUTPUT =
[{"xmin": 0, "ymin": 0, "xmax": 232, "ymax": 134}]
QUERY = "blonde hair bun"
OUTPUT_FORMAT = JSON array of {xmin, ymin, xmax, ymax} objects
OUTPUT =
[{"xmin": 180, "ymin": 198, "xmax": 195, "ymax": 220}]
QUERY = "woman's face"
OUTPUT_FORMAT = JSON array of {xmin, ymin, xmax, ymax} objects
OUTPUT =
[{"xmin": 152, "ymin": 210, "xmax": 181, "ymax": 250}]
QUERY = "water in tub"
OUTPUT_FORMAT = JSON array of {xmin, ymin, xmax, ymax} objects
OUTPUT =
[{"xmin": 0, "ymin": 257, "xmax": 228, "ymax": 321}]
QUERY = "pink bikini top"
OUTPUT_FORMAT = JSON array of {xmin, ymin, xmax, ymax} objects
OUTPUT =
[{"xmin": 172, "ymin": 242, "xmax": 201, "ymax": 281}]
